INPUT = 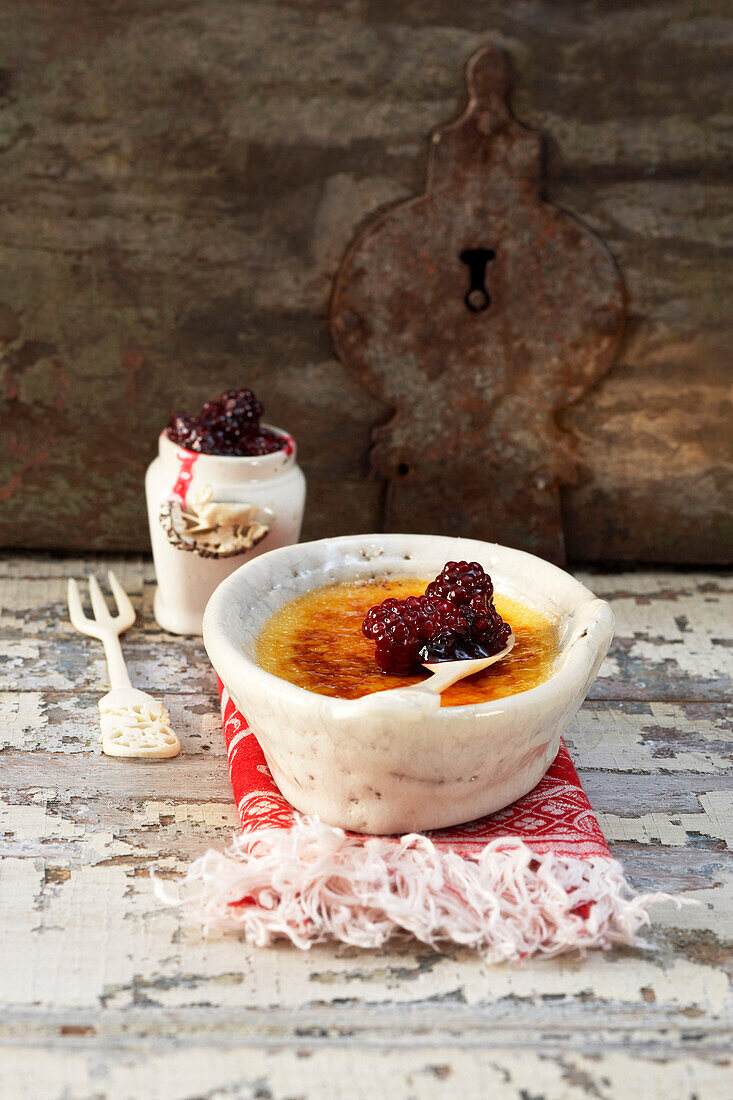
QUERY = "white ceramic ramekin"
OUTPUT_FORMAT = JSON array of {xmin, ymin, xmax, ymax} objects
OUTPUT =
[{"xmin": 203, "ymin": 534, "xmax": 614, "ymax": 834}]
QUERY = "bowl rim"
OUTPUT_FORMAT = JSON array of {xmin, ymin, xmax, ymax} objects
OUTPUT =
[{"xmin": 202, "ymin": 532, "xmax": 614, "ymax": 718}]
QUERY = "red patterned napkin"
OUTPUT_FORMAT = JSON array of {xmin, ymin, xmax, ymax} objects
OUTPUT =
[{"xmin": 161, "ymin": 682, "xmax": 668, "ymax": 962}]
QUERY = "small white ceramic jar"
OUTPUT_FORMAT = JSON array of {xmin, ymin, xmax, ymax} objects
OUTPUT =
[{"xmin": 145, "ymin": 425, "xmax": 306, "ymax": 635}]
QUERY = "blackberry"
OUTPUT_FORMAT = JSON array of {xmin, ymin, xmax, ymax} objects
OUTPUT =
[
  {"xmin": 363, "ymin": 562, "xmax": 513, "ymax": 674},
  {"xmin": 166, "ymin": 387, "xmax": 284, "ymax": 456},
  {"xmin": 240, "ymin": 427, "xmax": 287, "ymax": 456},
  {"xmin": 426, "ymin": 560, "xmax": 512, "ymax": 657},
  {"xmin": 362, "ymin": 595, "xmax": 470, "ymax": 674},
  {"xmin": 425, "ymin": 560, "xmax": 494, "ymax": 608},
  {"xmin": 167, "ymin": 413, "xmax": 197, "ymax": 449}
]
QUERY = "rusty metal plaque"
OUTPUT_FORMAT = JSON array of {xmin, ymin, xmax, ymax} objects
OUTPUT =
[{"xmin": 330, "ymin": 47, "xmax": 625, "ymax": 563}]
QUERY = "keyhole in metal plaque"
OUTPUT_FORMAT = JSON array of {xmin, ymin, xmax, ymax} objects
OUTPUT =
[{"xmin": 460, "ymin": 248, "xmax": 496, "ymax": 312}]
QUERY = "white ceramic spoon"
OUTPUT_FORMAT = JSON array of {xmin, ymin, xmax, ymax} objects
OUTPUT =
[{"xmin": 336, "ymin": 633, "xmax": 515, "ymax": 718}]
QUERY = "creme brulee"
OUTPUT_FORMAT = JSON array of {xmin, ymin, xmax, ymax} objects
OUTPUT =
[{"xmin": 255, "ymin": 577, "xmax": 559, "ymax": 706}]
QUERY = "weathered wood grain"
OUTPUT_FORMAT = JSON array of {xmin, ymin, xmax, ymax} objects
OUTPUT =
[
  {"xmin": 3, "ymin": 692, "xmax": 732, "ymax": 771},
  {"xmin": 0, "ymin": 553, "xmax": 731, "ymax": 1098},
  {"xmin": 558, "ymin": 181, "xmax": 733, "ymax": 562},
  {"xmin": 2, "ymin": 558, "xmax": 731, "ymax": 700},
  {"xmin": 2, "ymin": 832, "xmax": 731, "ymax": 1017},
  {"xmin": 2, "ymin": 1042, "xmax": 732, "ymax": 1100},
  {"xmin": 0, "ymin": 2, "xmax": 730, "ymax": 560}
]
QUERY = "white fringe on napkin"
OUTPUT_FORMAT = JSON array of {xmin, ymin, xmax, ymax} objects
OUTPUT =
[{"xmin": 155, "ymin": 817, "xmax": 677, "ymax": 962}]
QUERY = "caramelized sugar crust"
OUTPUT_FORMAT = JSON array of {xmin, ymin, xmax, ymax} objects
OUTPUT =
[{"xmin": 255, "ymin": 578, "xmax": 559, "ymax": 706}]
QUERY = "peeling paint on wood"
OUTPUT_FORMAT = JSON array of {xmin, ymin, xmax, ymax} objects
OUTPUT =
[
  {"xmin": 0, "ymin": 553, "xmax": 731, "ymax": 1095},
  {"xmin": 2, "ymin": 1043, "xmax": 733, "ymax": 1100},
  {"xmin": 598, "ymin": 790, "xmax": 733, "ymax": 849}
]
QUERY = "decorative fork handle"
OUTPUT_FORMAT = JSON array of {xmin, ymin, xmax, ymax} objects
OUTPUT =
[
  {"xmin": 99, "ymin": 688, "xmax": 181, "ymax": 760},
  {"xmin": 98, "ymin": 627, "xmax": 133, "ymax": 691}
]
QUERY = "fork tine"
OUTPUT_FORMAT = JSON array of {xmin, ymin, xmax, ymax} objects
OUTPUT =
[
  {"xmin": 108, "ymin": 570, "xmax": 136, "ymax": 629},
  {"xmin": 68, "ymin": 577, "xmax": 103, "ymax": 638},
  {"xmin": 67, "ymin": 577, "xmax": 88, "ymax": 632},
  {"xmin": 88, "ymin": 574, "xmax": 111, "ymax": 622}
]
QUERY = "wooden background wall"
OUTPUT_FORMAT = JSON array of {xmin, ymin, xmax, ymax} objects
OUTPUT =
[{"xmin": 0, "ymin": 1, "xmax": 730, "ymax": 562}]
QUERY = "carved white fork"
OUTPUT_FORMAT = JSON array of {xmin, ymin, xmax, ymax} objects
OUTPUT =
[{"xmin": 67, "ymin": 571, "xmax": 181, "ymax": 759}]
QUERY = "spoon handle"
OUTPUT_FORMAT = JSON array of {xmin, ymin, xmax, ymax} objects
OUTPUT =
[
  {"xmin": 414, "ymin": 664, "xmax": 467, "ymax": 694},
  {"xmin": 332, "ymin": 685, "xmax": 442, "ymax": 721},
  {"xmin": 332, "ymin": 635, "xmax": 516, "ymax": 721}
]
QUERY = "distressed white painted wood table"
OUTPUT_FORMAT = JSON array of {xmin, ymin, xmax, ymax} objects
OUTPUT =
[{"xmin": 1, "ymin": 555, "xmax": 731, "ymax": 1099}]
